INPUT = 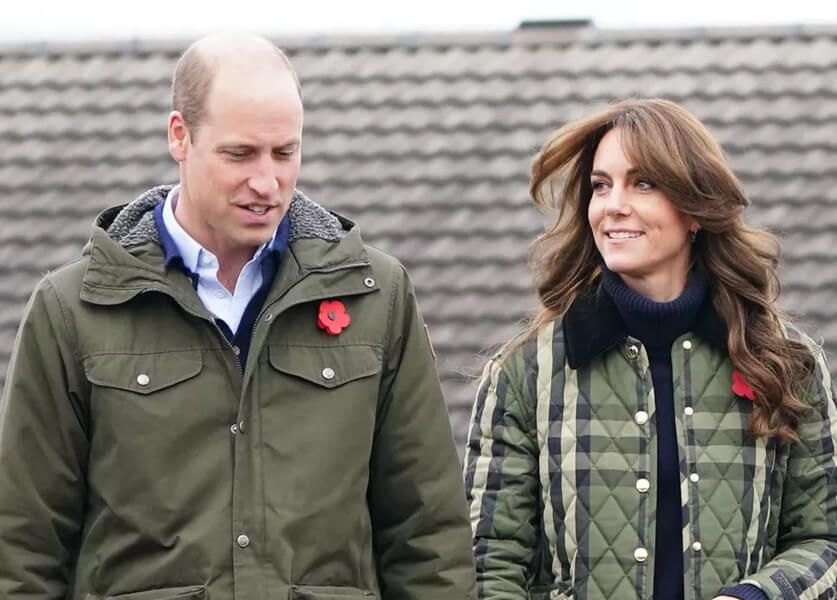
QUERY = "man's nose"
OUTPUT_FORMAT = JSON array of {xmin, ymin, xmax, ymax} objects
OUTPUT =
[{"xmin": 248, "ymin": 156, "xmax": 280, "ymax": 197}]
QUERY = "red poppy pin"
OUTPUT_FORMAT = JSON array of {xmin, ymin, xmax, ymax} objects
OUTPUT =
[
  {"xmin": 732, "ymin": 370, "xmax": 755, "ymax": 401},
  {"xmin": 318, "ymin": 300, "xmax": 351, "ymax": 335}
]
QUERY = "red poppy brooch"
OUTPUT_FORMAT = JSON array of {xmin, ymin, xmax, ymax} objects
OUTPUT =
[
  {"xmin": 732, "ymin": 370, "xmax": 755, "ymax": 401},
  {"xmin": 318, "ymin": 300, "xmax": 351, "ymax": 335}
]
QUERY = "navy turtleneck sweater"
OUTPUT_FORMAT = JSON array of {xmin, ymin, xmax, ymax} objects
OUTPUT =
[
  {"xmin": 603, "ymin": 268, "xmax": 706, "ymax": 600},
  {"xmin": 601, "ymin": 269, "xmax": 766, "ymax": 600}
]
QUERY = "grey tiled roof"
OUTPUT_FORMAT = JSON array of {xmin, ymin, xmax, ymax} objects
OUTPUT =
[{"xmin": 3, "ymin": 23, "xmax": 837, "ymax": 451}]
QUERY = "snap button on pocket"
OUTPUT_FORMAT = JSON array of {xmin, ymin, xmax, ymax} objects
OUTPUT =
[
  {"xmin": 363, "ymin": 277, "xmax": 375, "ymax": 288},
  {"xmin": 136, "ymin": 373, "xmax": 150, "ymax": 386},
  {"xmin": 322, "ymin": 367, "xmax": 335, "ymax": 380}
]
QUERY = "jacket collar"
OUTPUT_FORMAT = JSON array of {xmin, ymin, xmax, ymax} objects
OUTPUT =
[
  {"xmin": 562, "ymin": 278, "xmax": 729, "ymax": 369},
  {"xmin": 80, "ymin": 185, "xmax": 367, "ymax": 306}
]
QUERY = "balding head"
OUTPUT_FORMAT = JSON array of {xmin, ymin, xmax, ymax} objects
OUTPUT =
[{"xmin": 171, "ymin": 32, "xmax": 302, "ymax": 136}]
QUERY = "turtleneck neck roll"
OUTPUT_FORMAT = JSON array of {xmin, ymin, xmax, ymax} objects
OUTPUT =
[{"xmin": 601, "ymin": 266, "xmax": 709, "ymax": 350}]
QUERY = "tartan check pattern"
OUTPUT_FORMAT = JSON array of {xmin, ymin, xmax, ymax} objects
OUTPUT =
[{"xmin": 464, "ymin": 320, "xmax": 837, "ymax": 600}]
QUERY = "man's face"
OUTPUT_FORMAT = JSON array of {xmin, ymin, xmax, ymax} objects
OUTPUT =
[{"xmin": 169, "ymin": 66, "xmax": 303, "ymax": 260}]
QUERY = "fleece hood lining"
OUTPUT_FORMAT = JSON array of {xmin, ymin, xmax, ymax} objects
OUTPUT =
[{"xmin": 102, "ymin": 184, "xmax": 348, "ymax": 248}]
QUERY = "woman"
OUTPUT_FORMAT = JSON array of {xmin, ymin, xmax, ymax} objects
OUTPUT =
[{"xmin": 463, "ymin": 98, "xmax": 837, "ymax": 600}]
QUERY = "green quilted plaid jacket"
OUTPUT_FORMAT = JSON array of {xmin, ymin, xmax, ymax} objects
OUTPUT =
[{"xmin": 464, "ymin": 288, "xmax": 837, "ymax": 600}]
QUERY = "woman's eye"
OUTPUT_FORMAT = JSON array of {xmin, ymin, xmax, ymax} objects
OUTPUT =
[
  {"xmin": 591, "ymin": 180, "xmax": 607, "ymax": 191},
  {"xmin": 636, "ymin": 179, "xmax": 655, "ymax": 191}
]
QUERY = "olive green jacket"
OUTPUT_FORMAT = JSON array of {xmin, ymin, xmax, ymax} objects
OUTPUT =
[
  {"xmin": 464, "ymin": 287, "xmax": 837, "ymax": 600},
  {"xmin": 0, "ymin": 186, "xmax": 476, "ymax": 600}
]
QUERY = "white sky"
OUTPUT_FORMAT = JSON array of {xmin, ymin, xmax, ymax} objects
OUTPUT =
[{"xmin": 4, "ymin": 0, "xmax": 837, "ymax": 43}]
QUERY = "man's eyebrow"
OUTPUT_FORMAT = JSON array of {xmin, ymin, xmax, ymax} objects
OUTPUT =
[
  {"xmin": 215, "ymin": 139, "xmax": 301, "ymax": 151},
  {"xmin": 217, "ymin": 142, "xmax": 254, "ymax": 149}
]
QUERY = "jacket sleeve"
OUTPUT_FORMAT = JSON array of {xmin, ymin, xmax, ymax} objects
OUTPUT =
[
  {"xmin": 367, "ymin": 262, "xmax": 477, "ymax": 600},
  {"xmin": 463, "ymin": 352, "xmax": 541, "ymax": 599},
  {"xmin": 0, "ymin": 278, "xmax": 89, "ymax": 599},
  {"xmin": 738, "ymin": 349, "xmax": 837, "ymax": 599}
]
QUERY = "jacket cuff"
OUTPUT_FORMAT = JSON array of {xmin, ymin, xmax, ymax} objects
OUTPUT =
[{"xmin": 719, "ymin": 583, "xmax": 769, "ymax": 600}]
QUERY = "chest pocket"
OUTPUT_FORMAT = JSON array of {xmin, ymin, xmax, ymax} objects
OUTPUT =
[
  {"xmin": 84, "ymin": 351, "xmax": 203, "ymax": 395},
  {"xmin": 268, "ymin": 344, "xmax": 382, "ymax": 389},
  {"xmin": 83, "ymin": 350, "xmax": 209, "ymax": 440},
  {"xmin": 262, "ymin": 344, "xmax": 383, "ymax": 508}
]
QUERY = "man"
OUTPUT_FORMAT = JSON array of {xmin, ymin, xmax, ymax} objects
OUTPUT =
[{"xmin": 0, "ymin": 33, "xmax": 476, "ymax": 600}]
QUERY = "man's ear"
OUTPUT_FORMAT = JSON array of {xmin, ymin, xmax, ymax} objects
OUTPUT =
[{"xmin": 168, "ymin": 111, "xmax": 190, "ymax": 162}]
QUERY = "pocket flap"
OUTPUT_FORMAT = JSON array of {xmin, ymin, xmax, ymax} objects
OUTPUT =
[
  {"xmin": 269, "ymin": 344, "xmax": 381, "ymax": 389},
  {"xmin": 86, "ymin": 585, "xmax": 206, "ymax": 600},
  {"xmin": 289, "ymin": 585, "xmax": 376, "ymax": 599},
  {"xmin": 84, "ymin": 351, "xmax": 203, "ymax": 395}
]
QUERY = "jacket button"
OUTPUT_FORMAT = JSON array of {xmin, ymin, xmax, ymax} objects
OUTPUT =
[
  {"xmin": 692, "ymin": 541, "xmax": 702, "ymax": 552},
  {"xmin": 136, "ymin": 374, "xmax": 150, "ymax": 386},
  {"xmin": 634, "ymin": 547, "xmax": 648, "ymax": 562},
  {"xmin": 682, "ymin": 339, "xmax": 692, "ymax": 350},
  {"xmin": 635, "ymin": 478, "xmax": 650, "ymax": 493},
  {"xmin": 264, "ymin": 313, "xmax": 273, "ymax": 322},
  {"xmin": 684, "ymin": 406, "xmax": 694, "ymax": 416},
  {"xmin": 626, "ymin": 344, "xmax": 640, "ymax": 359},
  {"xmin": 238, "ymin": 421, "xmax": 246, "ymax": 433},
  {"xmin": 634, "ymin": 411, "xmax": 649, "ymax": 426},
  {"xmin": 230, "ymin": 424, "xmax": 239, "ymax": 434},
  {"xmin": 364, "ymin": 277, "xmax": 375, "ymax": 288},
  {"xmin": 322, "ymin": 368, "xmax": 335, "ymax": 380},
  {"xmin": 690, "ymin": 472, "xmax": 700, "ymax": 483},
  {"xmin": 236, "ymin": 534, "xmax": 250, "ymax": 548}
]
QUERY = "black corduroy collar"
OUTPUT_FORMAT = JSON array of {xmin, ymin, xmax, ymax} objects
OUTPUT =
[{"xmin": 562, "ymin": 275, "xmax": 728, "ymax": 369}]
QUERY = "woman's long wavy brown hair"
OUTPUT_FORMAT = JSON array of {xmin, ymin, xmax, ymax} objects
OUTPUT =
[{"xmin": 523, "ymin": 98, "xmax": 814, "ymax": 441}]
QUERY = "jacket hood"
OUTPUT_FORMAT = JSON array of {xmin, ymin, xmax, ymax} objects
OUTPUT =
[
  {"xmin": 79, "ymin": 185, "xmax": 365, "ymax": 307},
  {"xmin": 97, "ymin": 184, "xmax": 348, "ymax": 248}
]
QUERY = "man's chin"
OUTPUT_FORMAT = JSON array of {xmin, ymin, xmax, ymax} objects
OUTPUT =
[{"xmin": 236, "ymin": 231, "xmax": 277, "ymax": 250}]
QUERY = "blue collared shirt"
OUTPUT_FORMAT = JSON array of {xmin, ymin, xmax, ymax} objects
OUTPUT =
[{"xmin": 154, "ymin": 185, "xmax": 290, "ymax": 368}]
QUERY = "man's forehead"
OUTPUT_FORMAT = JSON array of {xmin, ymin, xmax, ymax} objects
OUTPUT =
[
  {"xmin": 207, "ymin": 66, "xmax": 301, "ymax": 109},
  {"xmin": 199, "ymin": 72, "xmax": 303, "ymax": 142}
]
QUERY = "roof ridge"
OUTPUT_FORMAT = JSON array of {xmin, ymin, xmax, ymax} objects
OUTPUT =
[{"xmin": 4, "ymin": 23, "xmax": 837, "ymax": 57}]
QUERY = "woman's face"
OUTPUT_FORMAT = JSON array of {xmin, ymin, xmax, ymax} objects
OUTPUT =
[{"xmin": 588, "ymin": 128, "xmax": 698, "ymax": 301}]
